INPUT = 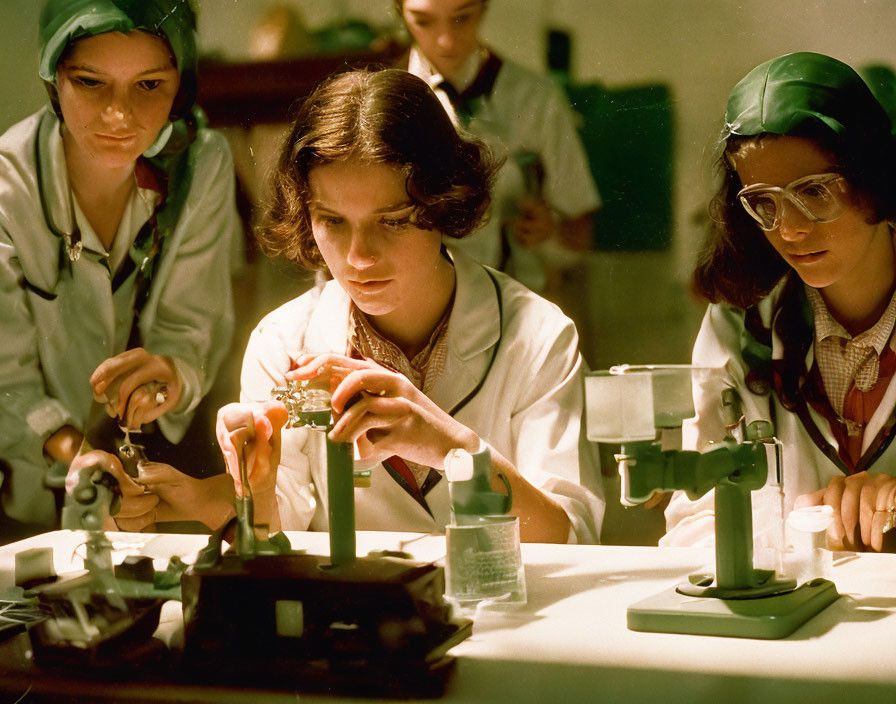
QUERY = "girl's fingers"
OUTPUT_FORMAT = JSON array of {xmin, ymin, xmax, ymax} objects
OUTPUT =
[
  {"xmin": 215, "ymin": 402, "xmax": 288, "ymax": 494},
  {"xmin": 114, "ymin": 511, "xmax": 157, "ymax": 533},
  {"xmin": 823, "ymin": 478, "xmax": 846, "ymax": 547},
  {"xmin": 839, "ymin": 475, "xmax": 864, "ymax": 548},
  {"xmin": 793, "ymin": 488, "xmax": 827, "ymax": 509},
  {"xmin": 329, "ymin": 396, "xmax": 405, "ymax": 442},
  {"xmin": 262, "ymin": 404, "xmax": 289, "ymax": 470},
  {"xmin": 869, "ymin": 479, "xmax": 896, "ymax": 552},
  {"xmin": 216, "ymin": 404, "xmax": 256, "ymax": 487},
  {"xmin": 124, "ymin": 388, "xmax": 156, "ymax": 429},
  {"xmin": 354, "ymin": 432, "xmax": 375, "ymax": 460},
  {"xmin": 67, "ymin": 451, "xmax": 120, "ymax": 494},
  {"xmin": 217, "ymin": 404, "xmax": 257, "ymax": 435},
  {"xmin": 330, "ymin": 368, "xmax": 405, "ymax": 413},
  {"xmin": 90, "ymin": 348, "xmax": 144, "ymax": 392},
  {"xmin": 114, "ymin": 492, "xmax": 160, "ymax": 519},
  {"xmin": 869, "ymin": 509, "xmax": 890, "ymax": 553},
  {"xmin": 117, "ymin": 359, "xmax": 176, "ymax": 418},
  {"xmin": 134, "ymin": 462, "xmax": 181, "ymax": 486},
  {"xmin": 286, "ymin": 353, "xmax": 372, "ymax": 382},
  {"xmin": 859, "ymin": 478, "xmax": 885, "ymax": 548},
  {"xmin": 73, "ymin": 450, "xmax": 147, "ymax": 498}
]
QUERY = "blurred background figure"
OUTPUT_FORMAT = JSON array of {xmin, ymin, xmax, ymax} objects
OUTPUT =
[{"xmin": 396, "ymin": 0, "xmax": 600, "ymax": 302}]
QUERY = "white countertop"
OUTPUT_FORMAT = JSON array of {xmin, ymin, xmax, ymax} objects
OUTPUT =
[{"xmin": 1, "ymin": 531, "xmax": 895, "ymax": 703}]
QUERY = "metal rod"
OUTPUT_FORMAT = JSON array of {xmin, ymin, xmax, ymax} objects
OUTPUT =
[{"xmin": 326, "ymin": 436, "xmax": 356, "ymax": 566}]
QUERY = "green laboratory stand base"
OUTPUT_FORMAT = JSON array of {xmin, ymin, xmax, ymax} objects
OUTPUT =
[{"xmin": 627, "ymin": 578, "xmax": 840, "ymax": 639}]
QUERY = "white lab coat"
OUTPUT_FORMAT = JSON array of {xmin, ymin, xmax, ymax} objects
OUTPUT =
[
  {"xmin": 664, "ymin": 278, "xmax": 896, "ymax": 546},
  {"xmin": 408, "ymin": 49, "xmax": 600, "ymax": 290},
  {"xmin": 239, "ymin": 246, "xmax": 604, "ymax": 543},
  {"xmin": 0, "ymin": 108, "xmax": 239, "ymax": 524}
]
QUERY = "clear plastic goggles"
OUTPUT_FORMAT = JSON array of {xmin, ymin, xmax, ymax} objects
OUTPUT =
[{"xmin": 737, "ymin": 173, "xmax": 848, "ymax": 231}]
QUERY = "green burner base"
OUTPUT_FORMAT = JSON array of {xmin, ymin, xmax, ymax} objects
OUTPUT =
[{"xmin": 627, "ymin": 578, "xmax": 839, "ymax": 639}]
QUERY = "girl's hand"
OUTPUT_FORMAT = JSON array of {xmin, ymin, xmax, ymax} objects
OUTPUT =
[
  {"xmin": 510, "ymin": 198, "xmax": 555, "ymax": 247},
  {"xmin": 287, "ymin": 353, "xmax": 479, "ymax": 468},
  {"xmin": 67, "ymin": 450, "xmax": 159, "ymax": 532},
  {"xmin": 215, "ymin": 402, "xmax": 289, "ymax": 497},
  {"xmin": 90, "ymin": 348, "xmax": 182, "ymax": 430},
  {"xmin": 795, "ymin": 471, "xmax": 896, "ymax": 552},
  {"xmin": 44, "ymin": 425, "xmax": 83, "ymax": 464},
  {"xmin": 137, "ymin": 464, "xmax": 235, "ymax": 530}
]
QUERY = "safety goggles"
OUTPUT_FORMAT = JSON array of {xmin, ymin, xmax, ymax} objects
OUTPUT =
[{"xmin": 737, "ymin": 173, "xmax": 848, "ymax": 231}]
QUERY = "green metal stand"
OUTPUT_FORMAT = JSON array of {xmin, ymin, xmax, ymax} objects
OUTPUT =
[
  {"xmin": 619, "ymin": 423, "xmax": 840, "ymax": 639},
  {"xmin": 627, "ymin": 579, "xmax": 839, "ymax": 639}
]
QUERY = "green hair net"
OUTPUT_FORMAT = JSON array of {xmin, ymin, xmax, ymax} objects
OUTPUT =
[
  {"xmin": 38, "ymin": 0, "xmax": 198, "ymax": 116},
  {"xmin": 37, "ymin": 0, "xmax": 203, "ymax": 258},
  {"xmin": 725, "ymin": 52, "xmax": 892, "ymax": 140}
]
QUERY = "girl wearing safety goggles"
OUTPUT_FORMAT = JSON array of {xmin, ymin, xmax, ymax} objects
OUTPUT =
[{"xmin": 665, "ymin": 52, "xmax": 896, "ymax": 554}]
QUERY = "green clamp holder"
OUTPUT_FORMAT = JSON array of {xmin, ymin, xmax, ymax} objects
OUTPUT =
[
  {"xmin": 219, "ymin": 433, "xmax": 293, "ymax": 564},
  {"xmin": 618, "ymin": 419, "xmax": 839, "ymax": 638},
  {"xmin": 274, "ymin": 382, "xmax": 356, "ymax": 567},
  {"xmin": 60, "ymin": 465, "xmax": 120, "ymax": 532}
]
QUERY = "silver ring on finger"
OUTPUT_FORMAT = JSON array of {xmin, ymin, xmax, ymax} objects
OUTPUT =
[
  {"xmin": 145, "ymin": 381, "xmax": 169, "ymax": 406},
  {"xmin": 883, "ymin": 506, "xmax": 896, "ymax": 534}
]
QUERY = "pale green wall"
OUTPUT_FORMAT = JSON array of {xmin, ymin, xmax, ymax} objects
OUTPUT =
[{"xmin": 0, "ymin": 1, "xmax": 45, "ymax": 133}]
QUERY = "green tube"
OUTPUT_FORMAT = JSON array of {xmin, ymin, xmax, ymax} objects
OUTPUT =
[
  {"xmin": 326, "ymin": 436, "xmax": 356, "ymax": 566},
  {"xmin": 235, "ymin": 495, "xmax": 256, "ymax": 559}
]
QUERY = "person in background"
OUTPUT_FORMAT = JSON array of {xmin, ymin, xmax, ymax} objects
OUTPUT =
[
  {"xmin": 177, "ymin": 68, "xmax": 601, "ymax": 543},
  {"xmin": 395, "ymin": 0, "xmax": 599, "ymax": 294},
  {"xmin": 665, "ymin": 52, "xmax": 896, "ymax": 553},
  {"xmin": 0, "ymin": 0, "xmax": 239, "ymax": 537}
]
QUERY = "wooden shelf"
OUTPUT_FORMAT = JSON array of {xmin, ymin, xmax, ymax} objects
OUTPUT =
[{"xmin": 196, "ymin": 45, "xmax": 406, "ymax": 127}]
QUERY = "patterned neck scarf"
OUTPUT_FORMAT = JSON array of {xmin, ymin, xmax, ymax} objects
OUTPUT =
[
  {"xmin": 807, "ymin": 285, "xmax": 896, "ymax": 424},
  {"xmin": 348, "ymin": 301, "xmax": 454, "ymax": 489}
]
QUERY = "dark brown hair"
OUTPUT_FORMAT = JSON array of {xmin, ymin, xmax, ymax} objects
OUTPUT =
[
  {"xmin": 692, "ymin": 121, "xmax": 896, "ymax": 309},
  {"xmin": 259, "ymin": 68, "xmax": 497, "ymax": 269}
]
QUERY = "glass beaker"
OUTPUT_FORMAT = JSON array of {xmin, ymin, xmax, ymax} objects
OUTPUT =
[{"xmin": 444, "ymin": 515, "xmax": 526, "ymax": 612}]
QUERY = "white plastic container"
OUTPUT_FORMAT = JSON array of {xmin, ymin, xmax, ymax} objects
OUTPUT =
[{"xmin": 784, "ymin": 505, "xmax": 834, "ymax": 583}]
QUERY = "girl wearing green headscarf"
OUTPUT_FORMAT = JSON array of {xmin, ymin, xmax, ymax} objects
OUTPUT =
[
  {"xmin": 665, "ymin": 52, "xmax": 896, "ymax": 554},
  {"xmin": 0, "ymin": 0, "xmax": 239, "ymax": 533}
]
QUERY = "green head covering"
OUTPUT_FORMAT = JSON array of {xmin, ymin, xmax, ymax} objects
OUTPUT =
[
  {"xmin": 38, "ymin": 0, "xmax": 198, "ymax": 122},
  {"xmin": 860, "ymin": 64, "xmax": 896, "ymax": 129},
  {"xmin": 725, "ymin": 52, "xmax": 892, "ymax": 140},
  {"xmin": 36, "ymin": 0, "xmax": 203, "ymax": 301}
]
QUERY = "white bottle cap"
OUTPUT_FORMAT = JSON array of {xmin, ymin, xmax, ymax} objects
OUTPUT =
[{"xmin": 786, "ymin": 505, "xmax": 834, "ymax": 533}]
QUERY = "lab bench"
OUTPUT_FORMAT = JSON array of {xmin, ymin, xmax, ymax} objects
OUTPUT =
[{"xmin": 0, "ymin": 531, "xmax": 894, "ymax": 703}]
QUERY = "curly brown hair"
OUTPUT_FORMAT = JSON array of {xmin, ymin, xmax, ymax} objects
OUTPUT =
[{"xmin": 258, "ymin": 67, "xmax": 497, "ymax": 269}]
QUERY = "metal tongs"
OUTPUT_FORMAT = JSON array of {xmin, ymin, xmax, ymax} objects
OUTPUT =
[{"xmin": 116, "ymin": 425, "xmax": 147, "ymax": 478}]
